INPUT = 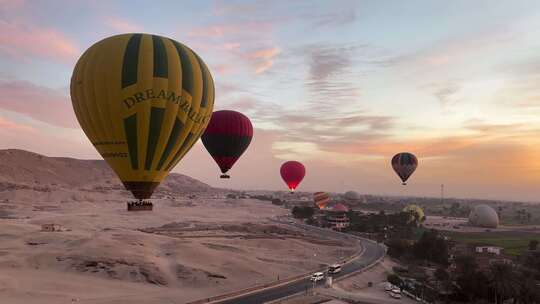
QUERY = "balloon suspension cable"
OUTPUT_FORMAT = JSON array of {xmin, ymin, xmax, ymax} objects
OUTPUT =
[{"xmin": 220, "ymin": 174, "xmax": 230, "ymax": 179}]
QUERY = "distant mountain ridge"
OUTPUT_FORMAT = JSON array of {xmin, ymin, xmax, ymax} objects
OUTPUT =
[{"xmin": 0, "ymin": 149, "xmax": 214, "ymax": 199}]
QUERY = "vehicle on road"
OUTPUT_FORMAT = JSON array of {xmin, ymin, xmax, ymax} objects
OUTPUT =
[
  {"xmin": 310, "ymin": 272, "xmax": 324, "ymax": 282},
  {"xmin": 384, "ymin": 283, "xmax": 394, "ymax": 291},
  {"xmin": 390, "ymin": 291, "xmax": 402, "ymax": 299},
  {"xmin": 328, "ymin": 264, "xmax": 342, "ymax": 275}
]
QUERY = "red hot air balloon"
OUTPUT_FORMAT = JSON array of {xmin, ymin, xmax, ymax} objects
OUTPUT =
[
  {"xmin": 391, "ymin": 152, "xmax": 418, "ymax": 185},
  {"xmin": 202, "ymin": 110, "xmax": 253, "ymax": 178},
  {"xmin": 280, "ymin": 161, "xmax": 306, "ymax": 192}
]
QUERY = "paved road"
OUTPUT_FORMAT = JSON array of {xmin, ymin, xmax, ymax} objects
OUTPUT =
[{"xmin": 216, "ymin": 219, "xmax": 386, "ymax": 304}]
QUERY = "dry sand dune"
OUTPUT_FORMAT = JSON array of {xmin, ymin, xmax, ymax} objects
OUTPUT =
[{"xmin": 0, "ymin": 150, "xmax": 356, "ymax": 303}]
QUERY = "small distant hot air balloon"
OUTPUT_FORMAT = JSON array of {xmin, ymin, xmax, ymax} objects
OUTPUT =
[
  {"xmin": 202, "ymin": 110, "xmax": 253, "ymax": 178},
  {"xmin": 313, "ymin": 191, "xmax": 330, "ymax": 209},
  {"xmin": 70, "ymin": 34, "xmax": 214, "ymax": 206},
  {"xmin": 391, "ymin": 152, "xmax": 418, "ymax": 185},
  {"xmin": 280, "ymin": 161, "xmax": 305, "ymax": 192}
]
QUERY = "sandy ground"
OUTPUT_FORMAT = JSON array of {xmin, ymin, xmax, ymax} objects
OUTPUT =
[
  {"xmin": 0, "ymin": 196, "xmax": 358, "ymax": 304},
  {"xmin": 272, "ymin": 294, "xmax": 332, "ymax": 304}
]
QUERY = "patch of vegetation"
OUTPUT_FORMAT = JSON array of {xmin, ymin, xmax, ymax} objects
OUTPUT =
[
  {"xmin": 291, "ymin": 206, "xmax": 314, "ymax": 219},
  {"xmin": 346, "ymin": 210, "xmax": 420, "ymax": 239},
  {"xmin": 443, "ymin": 231, "xmax": 540, "ymax": 256},
  {"xmin": 386, "ymin": 229, "xmax": 449, "ymax": 265}
]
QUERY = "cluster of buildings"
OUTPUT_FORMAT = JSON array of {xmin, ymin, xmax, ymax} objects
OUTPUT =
[
  {"xmin": 281, "ymin": 191, "xmax": 360, "ymax": 230},
  {"xmin": 449, "ymin": 243, "xmax": 512, "ymax": 271},
  {"xmin": 320, "ymin": 203, "xmax": 350, "ymax": 230}
]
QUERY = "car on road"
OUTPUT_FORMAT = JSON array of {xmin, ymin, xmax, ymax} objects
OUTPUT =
[
  {"xmin": 327, "ymin": 264, "xmax": 342, "ymax": 275},
  {"xmin": 390, "ymin": 291, "xmax": 402, "ymax": 299},
  {"xmin": 310, "ymin": 272, "xmax": 325, "ymax": 282},
  {"xmin": 384, "ymin": 282, "xmax": 395, "ymax": 291}
]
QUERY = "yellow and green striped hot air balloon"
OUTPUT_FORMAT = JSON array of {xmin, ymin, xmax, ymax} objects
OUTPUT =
[{"xmin": 70, "ymin": 33, "xmax": 214, "ymax": 200}]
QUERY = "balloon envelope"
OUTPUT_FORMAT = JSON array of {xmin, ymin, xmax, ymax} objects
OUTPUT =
[
  {"xmin": 313, "ymin": 191, "xmax": 330, "ymax": 209},
  {"xmin": 280, "ymin": 161, "xmax": 305, "ymax": 192},
  {"xmin": 391, "ymin": 152, "xmax": 418, "ymax": 185},
  {"xmin": 201, "ymin": 110, "xmax": 253, "ymax": 178},
  {"xmin": 70, "ymin": 33, "xmax": 214, "ymax": 199}
]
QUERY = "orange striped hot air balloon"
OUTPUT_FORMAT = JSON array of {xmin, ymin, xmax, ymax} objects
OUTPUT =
[{"xmin": 313, "ymin": 191, "xmax": 330, "ymax": 209}]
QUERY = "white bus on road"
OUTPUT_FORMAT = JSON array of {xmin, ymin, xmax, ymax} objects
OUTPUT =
[
  {"xmin": 310, "ymin": 272, "xmax": 325, "ymax": 282},
  {"xmin": 327, "ymin": 264, "xmax": 342, "ymax": 275}
]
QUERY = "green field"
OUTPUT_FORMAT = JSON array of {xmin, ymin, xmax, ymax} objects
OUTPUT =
[{"xmin": 443, "ymin": 230, "xmax": 540, "ymax": 256}]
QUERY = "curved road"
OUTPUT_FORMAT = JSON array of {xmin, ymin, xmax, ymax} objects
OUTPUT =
[{"xmin": 216, "ymin": 218, "xmax": 386, "ymax": 304}]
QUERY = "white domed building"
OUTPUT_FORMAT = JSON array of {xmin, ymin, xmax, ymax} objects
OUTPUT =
[{"xmin": 469, "ymin": 205, "xmax": 499, "ymax": 228}]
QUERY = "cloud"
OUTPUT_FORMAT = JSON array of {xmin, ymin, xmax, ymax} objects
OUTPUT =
[
  {"xmin": 0, "ymin": 0, "xmax": 25, "ymax": 10},
  {"xmin": 312, "ymin": 10, "xmax": 356, "ymax": 28},
  {"xmin": 174, "ymin": 121, "xmax": 540, "ymax": 202},
  {"xmin": 222, "ymin": 43, "xmax": 241, "ymax": 51},
  {"xmin": 248, "ymin": 47, "xmax": 280, "ymax": 60},
  {"xmin": 188, "ymin": 24, "xmax": 240, "ymax": 38},
  {"xmin": 329, "ymin": 120, "xmax": 540, "ymax": 161},
  {"xmin": 188, "ymin": 22, "xmax": 272, "ymax": 39},
  {"xmin": 389, "ymin": 26, "xmax": 519, "ymax": 72},
  {"xmin": 0, "ymin": 116, "xmax": 33, "ymax": 132},
  {"xmin": 217, "ymin": 96, "xmax": 259, "ymax": 111},
  {"xmin": 103, "ymin": 17, "xmax": 142, "ymax": 32},
  {"xmin": 309, "ymin": 46, "xmax": 352, "ymax": 80},
  {"xmin": 254, "ymin": 60, "xmax": 274, "ymax": 74},
  {"xmin": 0, "ymin": 114, "xmax": 97, "ymax": 159},
  {"xmin": 302, "ymin": 44, "xmax": 365, "ymax": 113},
  {"xmin": 210, "ymin": 1, "xmax": 266, "ymax": 17},
  {"xmin": 0, "ymin": 20, "xmax": 79, "ymax": 64},
  {"xmin": 510, "ymin": 95, "xmax": 540, "ymax": 109},
  {"xmin": 223, "ymin": 93, "xmax": 396, "ymax": 159},
  {"xmin": 211, "ymin": 64, "xmax": 234, "ymax": 75},
  {"xmin": 421, "ymin": 81, "xmax": 462, "ymax": 110},
  {"xmin": 187, "ymin": 20, "xmax": 279, "ymax": 74},
  {"xmin": 0, "ymin": 80, "xmax": 78, "ymax": 128},
  {"xmin": 489, "ymin": 58, "xmax": 540, "ymax": 111},
  {"xmin": 245, "ymin": 47, "xmax": 280, "ymax": 74}
]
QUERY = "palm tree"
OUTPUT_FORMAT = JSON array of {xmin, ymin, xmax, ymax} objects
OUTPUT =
[
  {"xmin": 434, "ymin": 268, "xmax": 451, "ymax": 303},
  {"xmin": 514, "ymin": 268, "xmax": 540, "ymax": 304},
  {"xmin": 489, "ymin": 262, "xmax": 518, "ymax": 304}
]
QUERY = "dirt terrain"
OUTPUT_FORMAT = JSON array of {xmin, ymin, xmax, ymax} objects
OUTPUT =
[{"xmin": 0, "ymin": 150, "xmax": 357, "ymax": 304}]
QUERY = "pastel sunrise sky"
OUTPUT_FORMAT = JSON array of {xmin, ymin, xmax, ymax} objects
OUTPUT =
[{"xmin": 2, "ymin": 0, "xmax": 540, "ymax": 201}]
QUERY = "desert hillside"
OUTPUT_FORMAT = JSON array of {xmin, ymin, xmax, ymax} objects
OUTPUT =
[
  {"xmin": 0, "ymin": 149, "xmax": 215, "ymax": 204},
  {"xmin": 0, "ymin": 149, "xmax": 356, "ymax": 304}
]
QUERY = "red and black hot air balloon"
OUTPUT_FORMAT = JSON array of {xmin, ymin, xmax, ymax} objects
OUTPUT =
[
  {"xmin": 202, "ymin": 110, "xmax": 253, "ymax": 178},
  {"xmin": 280, "ymin": 161, "xmax": 305, "ymax": 192},
  {"xmin": 391, "ymin": 152, "xmax": 418, "ymax": 185}
]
